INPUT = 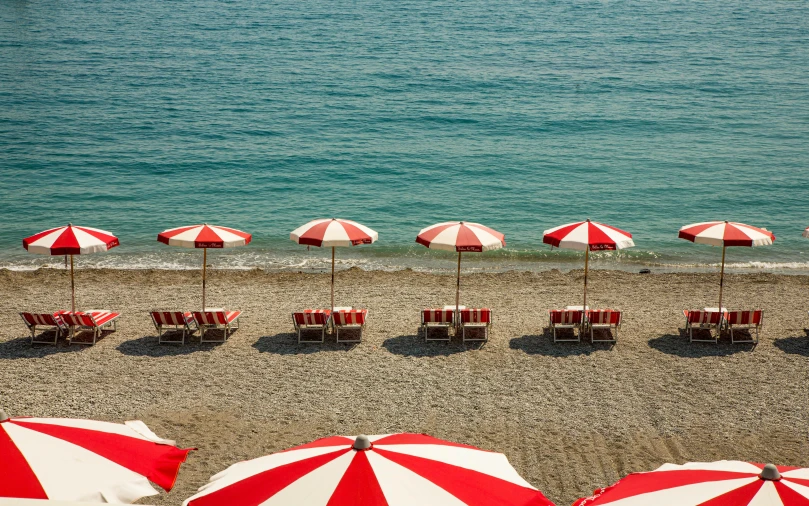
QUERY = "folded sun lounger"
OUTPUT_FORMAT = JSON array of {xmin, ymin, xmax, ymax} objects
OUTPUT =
[
  {"xmin": 459, "ymin": 308, "xmax": 491, "ymax": 342},
  {"xmin": 333, "ymin": 309, "xmax": 367, "ymax": 343},
  {"xmin": 20, "ymin": 312, "xmax": 68, "ymax": 345},
  {"xmin": 150, "ymin": 310, "xmax": 197, "ymax": 344},
  {"xmin": 683, "ymin": 309, "xmax": 723, "ymax": 343},
  {"xmin": 421, "ymin": 308, "xmax": 455, "ymax": 341},
  {"xmin": 586, "ymin": 309, "xmax": 622, "ymax": 343},
  {"xmin": 60, "ymin": 310, "xmax": 121, "ymax": 345},
  {"xmin": 292, "ymin": 310, "xmax": 331, "ymax": 343},
  {"xmin": 725, "ymin": 310, "xmax": 763, "ymax": 344},
  {"xmin": 193, "ymin": 309, "xmax": 241, "ymax": 343},
  {"xmin": 549, "ymin": 309, "xmax": 583, "ymax": 342}
]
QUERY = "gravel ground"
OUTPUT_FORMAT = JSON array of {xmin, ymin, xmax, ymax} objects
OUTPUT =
[{"xmin": 1, "ymin": 267, "xmax": 807, "ymax": 505}]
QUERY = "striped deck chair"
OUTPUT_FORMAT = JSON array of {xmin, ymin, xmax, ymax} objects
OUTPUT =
[
  {"xmin": 459, "ymin": 308, "xmax": 491, "ymax": 342},
  {"xmin": 586, "ymin": 309, "xmax": 622, "ymax": 343},
  {"xmin": 193, "ymin": 309, "xmax": 241, "ymax": 343},
  {"xmin": 421, "ymin": 308, "xmax": 455, "ymax": 341},
  {"xmin": 292, "ymin": 310, "xmax": 331, "ymax": 343},
  {"xmin": 20, "ymin": 312, "xmax": 67, "ymax": 345},
  {"xmin": 726, "ymin": 310, "xmax": 763, "ymax": 344},
  {"xmin": 549, "ymin": 309, "xmax": 583, "ymax": 342},
  {"xmin": 150, "ymin": 310, "xmax": 197, "ymax": 344},
  {"xmin": 61, "ymin": 311, "xmax": 120, "ymax": 345},
  {"xmin": 683, "ymin": 310, "xmax": 723, "ymax": 343},
  {"xmin": 333, "ymin": 309, "xmax": 367, "ymax": 343}
]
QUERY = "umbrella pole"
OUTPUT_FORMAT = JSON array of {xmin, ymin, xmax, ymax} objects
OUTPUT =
[
  {"xmin": 583, "ymin": 247, "xmax": 589, "ymax": 311},
  {"xmin": 202, "ymin": 248, "xmax": 207, "ymax": 310},
  {"xmin": 718, "ymin": 245, "xmax": 726, "ymax": 311},
  {"xmin": 456, "ymin": 251, "xmax": 462, "ymax": 330},
  {"xmin": 70, "ymin": 254, "xmax": 75, "ymax": 313},
  {"xmin": 331, "ymin": 246, "xmax": 335, "ymax": 315}
]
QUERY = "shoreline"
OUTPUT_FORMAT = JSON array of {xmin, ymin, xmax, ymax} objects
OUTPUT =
[{"xmin": 1, "ymin": 268, "xmax": 807, "ymax": 505}]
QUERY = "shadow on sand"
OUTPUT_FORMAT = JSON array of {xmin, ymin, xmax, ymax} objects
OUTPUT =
[
  {"xmin": 772, "ymin": 332, "xmax": 809, "ymax": 356},
  {"xmin": 252, "ymin": 332, "xmax": 357, "ymax": 355},
  {"xmin": 382, "ymin": 332, "xmax": 483, "ymax": 357},
  {"xmin": 116, "ymin": 332, "xmax": 224, "ymax": 357},
  {"xmin": 0, "ymin": 335, "xmax": 85, "ymax": 359},
  {"xmin": 648, "ymin": 329, "xmax": 755, "ymax": 357},
  {"xmin": 509, "ymin": 327, "xmax": 612, "ymax": 356}
]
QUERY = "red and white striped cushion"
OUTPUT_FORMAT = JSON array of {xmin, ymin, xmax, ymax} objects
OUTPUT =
[
  {"xmin": 194, "ymin": 311, "xmax": 240, "ymax": 325},
  {"xmin": 460, "ymin": 308, "xmax": 491, "ymax": 324},
  {"xmin": 727, "ymin": 310, "xmax": 762, "ymax": 326},
  {"xmin": 62, "ymin": 311, "xmax": 119, "ymax": 327},
  {"xmin": 333, "ymin": 309, "xmax": 367, "ymax": 326},
  {"xmin": 588, "ymin": 310, "xmax": 621, "ymax": 325},
  {"xmin": 422, "ymin": 309, "xmax": 454, "ymax": 324},
  {"xmin": 685, "ymin": 310, "xmax": 722, "ymax": 325},
  {"xmin": 294, "ymin": 310, "xmax": 331, "ymax": 326},
  {"xmin": 151, "ymin": 311, "xmax": 192, "ymax": 326},
  {"xmin": 550, "ymin": 310, "xmax": 582, "ymax": 325},
  {"xmin": 21, "ymin": 312, "xmax": 62, "ymax": 327}
]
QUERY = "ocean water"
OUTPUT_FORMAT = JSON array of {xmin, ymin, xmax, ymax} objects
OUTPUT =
[{"xmin": 1, "ymin": 0, "xmax": 808, "ymax": 273}]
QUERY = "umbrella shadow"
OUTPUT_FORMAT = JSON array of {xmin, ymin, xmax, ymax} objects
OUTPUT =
[
  {"xmin": 772, "ymin": 332, "xmax": 809, "ymax": 356},
  {"xmin": 252, "ymin": 332, "xmax": 357, "ymax": 355},
  {"xmin": 648, "ymin": 329, "xmax": 755, "ymax": 357},
  {"xmin": 116, "ymin": 334, "xmax": 218, "ymax": 357},
  {"xmin": 509, "ymin": 327, "xmax": 608, "ymax": 356},
  {"xmin": 381, "ymin": 333, "xmax": 482, "ymax": 357},
  {"xmin": 0, "ymin": 336, "xmax": 84, "ymax": 359}
]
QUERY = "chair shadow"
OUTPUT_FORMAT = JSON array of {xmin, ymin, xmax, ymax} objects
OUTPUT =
[
  {"xmin": 509, "ymin": 327, "xmax": 609, "ymax": 356},
  {"xmin": 117, "ymin": 333, "xmax": 223, "ymax": 357},
  {"xmin": 69, "ymin": 328, "xmax": 118, "ymax": 346},
  {"xmin": 648, "ymin": 329, "xmax": 755, "ymax": 357},
  {"xmin": 252, "ymin": 332, "xmax": 357, "ymax": 355},
  {"xmin": 382, "ymin": 333, "xmax": 483, "ymax": 357},
  {"xmin": 0, "ymin": 335, "xmax": 84, "ymax": 359},
  {"xmin": 772, "ymin": 332, "xmax": 809, "ymax": 356}
]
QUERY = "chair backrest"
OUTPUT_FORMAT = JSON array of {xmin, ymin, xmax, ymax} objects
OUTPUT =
[
  {"xmin": 151, "ymin": 311, "xmax": 189, "ymax": 326},
  {"xmin": 588, "ymin": 310, "xmax": 621, "ymax": 325},
  {"xmin": 460, "ymin": 308, "xmax": 491, "ymax": 324},
  {"xmin": 293, "ymin": 310, "xmax": 331, "ymax": 326},
  {"xmin": 422, "ymin": 309, "xmax": 454, "ymax": 324},
  {"xmin": 20, "ymin": 312, "xmax": 60, "ymax": 327},
  {"xmin": 727, "ymin": 310, "xmax": 762, "ymax": 325},
  {"xmin": 687, "ymin": 310, "xmax": 722, "ymax": 324},
  {"xmin": 549, "ymin": 309, "xmax": 582, "ymax": 325},
  {"xmin": 61, "ymin": 312, "xmax": 96, "ymax": 327},
  {"xmin": 193, "ymin": 311, "xmax": 227, "ymax": 325},
  {"xmin": 334, "ymin": 309, "xmax": 367, "ymax": 326}
]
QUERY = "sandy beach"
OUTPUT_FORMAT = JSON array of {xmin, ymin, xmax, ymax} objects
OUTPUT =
[{"xmin": 1, "ymin": 267, "xmax": 807, "ymax": 505}]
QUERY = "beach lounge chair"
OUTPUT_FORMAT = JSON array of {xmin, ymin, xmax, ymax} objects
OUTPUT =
[
  {"xmin": 421, "ymin": 308, "xmax": 455, "ymax": 341},
  {"xmin": 683, "ymin": 310, "xmax": 723, "ymax": 343},
  {"xmin": 726, "ymin": 310, "xmax": 763, "ymax": 344},
  {"xmin": 586, "ymin": 309, "xmax": 622, "ymax": 343},
  {"xmin": 20, "ymin": 312, "xmax": 68, "ymax": 345},
  {"xmin": 150, "ymin": 310, "xmax": 197, "ymax": 344},
  {"xmin": 292, "ymin": 310, "xmax": 331, "ymax": 343},
  {"xmin": 549, "ymin": 309, "xmax": 583, "ymax": 342},
  {"xmin": 333, "ymin": 309, "xmax": 367, "ymax": 343},
  {"xmin": 193, "ymin": 309, "xmax": 241, "ymax": 343},
  {"xmin": 60, "ymin": 310, "xmax": 120, "ymax": 345},
  {"xmin": 459, "ymin": 308, "xmax": 491, "ymax": 342}
]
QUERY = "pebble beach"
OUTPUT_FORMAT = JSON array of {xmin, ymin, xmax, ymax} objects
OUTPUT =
[{"xmin": 1, "ymin": 267, "xmax": 807, "ymax": 505}]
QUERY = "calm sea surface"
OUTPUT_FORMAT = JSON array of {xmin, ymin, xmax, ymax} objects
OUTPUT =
[{"xmin": 1, "ymin": 0, "xmax": 808, "ymax": 273}]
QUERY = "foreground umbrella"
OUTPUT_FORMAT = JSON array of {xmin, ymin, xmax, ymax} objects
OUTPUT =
[
  {"xmin": 574, "ymin": 460, "xmax": 809, "ymax": 505},
  {"xmin": 22, "ymin": 224, "xmax": 120, "ymax": 312},
  {"xmin": 679, "ymin": 221, "xmax": 774, "ymax": 310},
  {"xmin": 290, "ymin": 218, "xmax": 378, "ymax": 314},
  {"xmin": 157, "ymin": 224, "xmax": 252, "ymax": 309},
  {"xmin": 416, "ymin": 221, "xmax": 505, "ymax": 320},
  {"xmin": 183, "ymin": 433, "xmax": 553, "ymax": 506},
  {"xmin": 542, "ymin": 220, "xmax": 634, "ymax": 311},
  {"xmin": 0, "ymin": 409, "xmax": 192, "ymax": 503}
]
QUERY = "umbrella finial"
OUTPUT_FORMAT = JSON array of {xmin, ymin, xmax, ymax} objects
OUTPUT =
[
  {"xmin": 0, "ymin": 409, "xmax": 8, "ymax": 421},
  {"xmin": 68, "ymin": 222, "xmax": 73, "ymax": 227},
  {"xmin": 759, "ymin": 464, "xmax": 781, "ymax": 481},
  {"xmin": 352, "ymin": 434, "xmax": 372, "ymax": 451}
]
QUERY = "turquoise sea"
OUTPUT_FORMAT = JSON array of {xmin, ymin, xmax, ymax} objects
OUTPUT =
[{"xmin": 1, "ymin": 0, "xmax": 808, "ymax": 273}]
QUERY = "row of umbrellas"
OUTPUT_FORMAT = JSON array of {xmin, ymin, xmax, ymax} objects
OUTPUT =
[
  {"xmin": 23, "ymin": 219, "xmax": 778, "ymax": 315},
  {"xmin": 1, "ymin": 410, "xmax": 805, "ymax": 505}
]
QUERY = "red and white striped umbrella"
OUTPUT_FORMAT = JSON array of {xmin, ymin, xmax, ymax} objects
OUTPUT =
[
  {"xmin": 0, "ymin": 409, "xmax": 192, "ymax": 504},
  {"xmin": 290, "ymin": 219, "xmax": 378, "ymax": 313},
  {"xmin": 679, "ymin": 221, "xmax": 775, "ymax": 311},
  {"xmin": 158, "ymin": 224, "xmax": 252, "ymax": 309},
  {"xmin": 574, "ymin": 461, "xmax": 809, "ymax": 505},
  {"xmin": 183, "ymin": 433, "xmax": 553, "ymax": 506},
  {"xmin": 22, "ymin": 224, "xmax": 120, "ymax": 312},
  {"xmin": 542, "ymin": 220, "xmax": 634, "ymax": 314}
]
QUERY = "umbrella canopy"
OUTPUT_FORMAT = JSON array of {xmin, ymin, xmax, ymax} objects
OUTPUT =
[
  {"xmin": 678, "ymin": 221, "xmax": 774, "ymax": 311},
  {"xmin": 0, "ymin": 409, "xmax": 192, "ymax": 504},
  {"xmin": 290, "ymin": 219, "xmax": 378, "ymax": 313},
  {"xmin": 22, "ymin": 224, "xmax": 120, "ymax": 312},
  {"xmin": 416, "ymin": 222, "xmax": 505, "ymax": 320},
  {"xmin": 157, "ymin": 224, "xmax": 251, "ymax": 309},
  {"xmin": 542, "ymin": 219, "xmax": 634, "ymax": 313},
  {"xmin": 183, "ymin": 433, "xmax": 553, "ymax": 506},
  {"xmin": 573, "ymin": 460, "xmax": 809, "ymax": 505}
]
